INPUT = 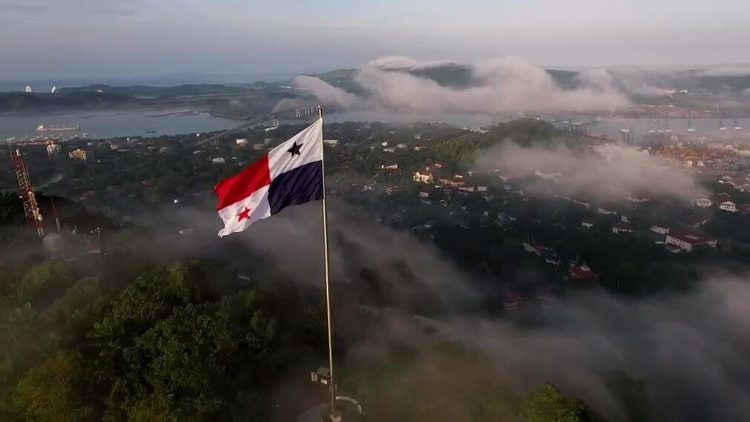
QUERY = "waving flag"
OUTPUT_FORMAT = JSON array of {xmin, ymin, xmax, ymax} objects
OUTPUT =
[{"xmin": 214, "ymin": 118, "xmax": 324, "ymax": 237}]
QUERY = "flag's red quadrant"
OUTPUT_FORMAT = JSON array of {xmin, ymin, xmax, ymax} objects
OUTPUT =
[{"xmin": 214, "ymin": 155, "xmax": 271, "ymax": 210}]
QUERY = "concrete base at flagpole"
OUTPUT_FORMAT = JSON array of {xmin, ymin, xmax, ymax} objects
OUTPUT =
[
  {"xmin": 297, "ymin": 397, "xmax": 362, "ymax": 422},
  {"xmin": 297, "ymin": 404, "xmax": 340, "ymax": 422}
]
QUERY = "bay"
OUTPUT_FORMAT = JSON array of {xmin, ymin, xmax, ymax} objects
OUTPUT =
[{"xmin": 0, "ymin": 110, "xmax": 242, "ymax": 140}]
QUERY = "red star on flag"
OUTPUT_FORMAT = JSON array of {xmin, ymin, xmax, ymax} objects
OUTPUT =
[{"xmin": 236, "ymin": 207, "xmax": 252, "ymax": 222}]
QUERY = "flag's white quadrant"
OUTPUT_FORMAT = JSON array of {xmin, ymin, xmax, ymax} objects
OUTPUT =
[
  {"xmin": 217, "ymin": 186, "xmax": 271, "ymax": 237},
  {"xmin": 268, "ymin": 118, "xmax": 323, "ymax": 179}
]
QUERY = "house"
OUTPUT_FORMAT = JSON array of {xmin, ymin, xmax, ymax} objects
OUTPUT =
[
  {"xmin": 612, "ymin": 222, "xmax": 633, "ymax": 234},
  {"xmin": 212, "ymin": 157, "xmax": 226, "ymax": 164},
  {"xmin": 382, "ymin": 164, "xmax": 399, "ymax": 171},
  {"xmin": 719, "ymin": 201, "xmax": 738, "ymax": 213},
  {"xmin": 419, "ymin": 191, "xmax": 429, "ymax": 198},
  {"xmin": 626, "ymin": 194, "xmax": 649, "ymax": 203},
  {"xmin": 715, "ymin": 193, "xmax": 733, "ymax": 205},
  {"xmin": 598, "ymin": 207, "xmax": 617, "ymax": 216},
  {"xmin": 665, "ymin": 232, "xmax": 717, "ymax": 253},
  {"xmin": 570, "ymin": 264, "xmax": 598, "ymax": 281},
  {"xmin": 413, "ymin": 171, "xmax": 434, "ymax": 184},
  {"xmin": 68, "ymin": 148, "xmax": 87, "ymax": 161},
  {"xmin": 694, "ymin": 196, "xmax": 713, "ymax": 208},
  {"xmin": 46, "ymin": 142, "xmax": 61, "ymax": 157},
  {"xmin": 544, "ymin": 252, "xmax": 561, "ymax": 266},
  {"xmin": 581, "ymin": 221, "xmax": 594, "ymax": 229},
  {"xmin": 497, "ymin": 212, "xmax": 516, "ymax": 226},
  {"xmin": 235, "ymin": 138, "xmax": 248, "ymax": 146},
  {"xmin": 385, "ymin": 185, "xmax": 401, "ymax": 195},
  {"xmin": 523, "ymin": 243, "xmax": 547, "ymax": 256},
  {"xmin": 323, "ymin": 139, "xmax": 340, "ymax": 147},
  {"xmin": 534, "ymin": 170, "xmax": 562, "ymax": 181},
  {"xmin": 649, "ymin": 225, "xmax": 670, "ymax": 235},
  {"xmin": 501, "ymin": 291, "xmax": 524, "ymax": 312}
]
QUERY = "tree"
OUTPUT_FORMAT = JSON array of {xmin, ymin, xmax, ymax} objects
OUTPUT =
[
  {"xmin": 42, "ymin": 277, "xmax": 111, "ymax": 341},
  {"xmin": 603, "ymin": 370, "xmax": 651, "ymax": 422},
  {"xmin": 13, "ymin": 352, "xmax": 89, "ymax": 422},
  {"xmin": 129, "ymin": 303, "xmax": 239, "ymax": 418},
  {"xmin": 520, "ymin": 383, "xmax": 600, "ymax": 422},
  {"xmin": 15, "ymin": 261, "xmax": 77, "ymax": 309},
  {"xmin": 88, "ymin": 261, "xmax": 209, "ymax": 418}
]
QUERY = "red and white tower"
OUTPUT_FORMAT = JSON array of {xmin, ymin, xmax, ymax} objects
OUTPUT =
[{"xmin": 12, "ymin": 148, "xmax": 44, "ymax": 237}]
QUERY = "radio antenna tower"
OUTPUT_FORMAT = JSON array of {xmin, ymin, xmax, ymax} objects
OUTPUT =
[{"xmin": 11, "ymin": 148, "xmax": 44, "ymax": 236}]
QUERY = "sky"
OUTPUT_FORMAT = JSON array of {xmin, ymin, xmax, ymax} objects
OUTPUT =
[{"xmin": 1, "ymin": 0, "xmax": 749, "ymax": 81}]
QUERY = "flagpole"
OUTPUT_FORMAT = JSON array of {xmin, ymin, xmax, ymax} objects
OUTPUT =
[{"xmin": 319, "ymin": 105, "xmax": 338, "ymax": 421}]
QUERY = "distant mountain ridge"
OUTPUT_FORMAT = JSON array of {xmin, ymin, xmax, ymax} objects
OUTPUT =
[{"xmin": 308, "ymin": 63, "xmax": 750, "ymax": 96}]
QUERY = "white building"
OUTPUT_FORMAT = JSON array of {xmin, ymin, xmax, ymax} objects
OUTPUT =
[
  {"xmin": 46, "ymin": 142, "xmax": 61, "ymax": 157},
  {"xmin": 534, "ymin": 170, "xmax": 562, "ymax": 181},
  {"xmin": 694, "ymin": 197, "xmax": 713, "ymax": 208},
  {"xmin": 665, "ymin": 232, "xmax": 717, "ymax": 253},
  {"xmin": 323, "ymin": 139, "xmax": 340, "ymax": 147},
  {"xmin": 649, "ymin": 225, "xmax": 670, "ymax": 235},
  {"xmin": 236, "ymin": 138, "xmax": 249, "ymax": 146},
  {"xmin": 68, "ymin": 149, "xmax": 87, "ymax": 161},
  {"xmin": 719, "ymin": 201, "xmax": 738, "ymax": 213},
  {"xmin": 413, "ymin": 171, "xmax": 433, "ymax": 183},
  {"xmin": 612, "ymin": 222, "xmax": 633, "ymax": 234}
]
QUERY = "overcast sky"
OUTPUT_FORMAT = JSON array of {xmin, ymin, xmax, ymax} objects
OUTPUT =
[{"xmin": 1, "ymin": 0, "xmax": 748, "ymax": 80}]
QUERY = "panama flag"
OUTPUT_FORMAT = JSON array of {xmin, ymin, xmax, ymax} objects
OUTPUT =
[{"xmin": 215, "ymin": 118, "xmax": 324, "ymax": 237}]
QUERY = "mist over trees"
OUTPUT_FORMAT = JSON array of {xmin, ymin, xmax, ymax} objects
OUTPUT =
[{"xmin": 1, "ymin": 117, "xmax": 749, "ymax": 420}]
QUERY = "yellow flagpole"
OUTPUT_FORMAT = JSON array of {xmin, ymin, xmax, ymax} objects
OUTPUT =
[{"xmin": 318, "ymin": 105, "xmax": 338, "ymax": 420}]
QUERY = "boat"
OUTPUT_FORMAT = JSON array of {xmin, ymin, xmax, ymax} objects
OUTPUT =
[{"xmin": 37, "ymin": 123, "xmax": 80, "ymax": 132}]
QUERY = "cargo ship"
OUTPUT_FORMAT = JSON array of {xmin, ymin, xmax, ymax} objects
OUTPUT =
[{"xmin": 37, "ymin": 124, "xmax": 80, "ymax": 132}]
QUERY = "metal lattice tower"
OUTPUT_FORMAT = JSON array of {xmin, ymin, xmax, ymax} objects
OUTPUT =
[{"xmin": 12, "ymin": 148, "xmax": 44, "ymax": 237}]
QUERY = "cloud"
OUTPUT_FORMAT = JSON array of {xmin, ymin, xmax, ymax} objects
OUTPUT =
[
  {"xmin": 692, "ymin": 65, "xmax": 750, "ymax": 77},
  {"xmin": 128, "ymin": 197, "xmax": 746, "ymax": 421},
  {"xmin": 437, "ymin": 276, "xmax": 750, "ymax": 421},
  {"xmin": 367, "ymin": 56, "xmax": 455, "ymax": 70},
  {"xmin": 0, "ymin": 0, "xmax": 138, "ymax": 16},
  {"xmin": 294, "ymin": 55, "xmax": 631, "ymax": 115},
  {"xmin": 0, "ymin": 1, "xmax": 46, "ymax": 14},
  {"xmin": 473, "ymin": 141, "xmax": 705, "ymax": 202},
  {"xmin": 293, "ymin": 75, "xmax": 361, "ymax": 109}
]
